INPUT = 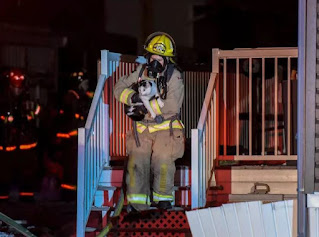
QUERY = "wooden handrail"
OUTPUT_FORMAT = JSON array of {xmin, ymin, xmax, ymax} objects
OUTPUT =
[{"xmin": 197, "ymin": 72, "xmax": 218, "ymax": 131}]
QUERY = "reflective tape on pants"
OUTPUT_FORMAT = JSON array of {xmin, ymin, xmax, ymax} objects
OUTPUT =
[
  {"xmin": 127, "ymin": 194, "xmax": 151, "ymax": 205},
  {"xmin": 153, "ymin": 192, "xmax": 174, "ymax": 202}
]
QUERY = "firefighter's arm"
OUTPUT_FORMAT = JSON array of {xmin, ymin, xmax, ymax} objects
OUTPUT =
[
  {"xmin": 114, "ymin": 65, "xmax": 143, "ymax": 105},
  {"xmin": 150, "ymin": 70, "xmax": 184, "ymax": 115}
]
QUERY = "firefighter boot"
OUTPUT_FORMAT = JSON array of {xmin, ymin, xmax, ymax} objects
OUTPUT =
[{"xmin": 157, "ymin": 201, "xmax": 172, "ymax": 210}]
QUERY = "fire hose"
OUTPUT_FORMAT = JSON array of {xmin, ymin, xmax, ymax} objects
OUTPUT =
[{"xmin": 96, "ymin": 158, "xmax": 128, "ymax": 237}]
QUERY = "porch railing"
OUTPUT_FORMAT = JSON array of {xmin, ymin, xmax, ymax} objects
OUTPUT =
[
  {"xmin": 191, "ymin": 71, "xmax": 218, "ymax": 209},
  {"xmin": 77, "ymin": 50, "xmax": 116, "ymax": 237},
  {"xmin": 191, "ymin": 48, "xmax": 298, "ymax": 209}
]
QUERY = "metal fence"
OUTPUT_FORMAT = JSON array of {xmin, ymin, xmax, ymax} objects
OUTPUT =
[
  {"xmin": 191, "ymin": 48, "xmax": 299, "ymax": 209},
  {"xmin": 77, "ymin": 50, "xmax": 115, "ymax": 237},
  {"xmin": 182, "ymin": 71, "xmax": 210, "ymax": 138},
  {"xmin": 191, "ymin": 72, "xmax": 218, "ymax": 208},
  {"xmin": 216, "ymin": 48, "xmax": 298, "ymax": 160}
]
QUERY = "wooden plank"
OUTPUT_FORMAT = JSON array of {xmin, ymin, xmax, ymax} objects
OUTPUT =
[
  {"xmin": 231, "ymin": 182, "xmax": 297, "ymax": 194},
  {"xmin": 218, "ymin": 48, "xmax": 298, "ymax": 58},
  {"xmin": 233, "ymin": 155, "xmax": 297, "ymax": 160},
  {"xmin": 284, "ymin": 194, "xmax": 298, "ymax": 200},
  {"xmin": 229, "ymin": 194, "xmax": 284, "ymax": 202},
  {"xmin": 231, "ymin": 169, "xmax": 297, "ymax": 182},
  {"xmin": 218, "ymin": 155, "xmax": 297, "ymax": 160}
]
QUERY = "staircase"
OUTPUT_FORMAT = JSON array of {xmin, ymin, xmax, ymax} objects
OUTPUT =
[
  {"xmin": 90, "ymin": 162, "xmax": 192, "ymax": 236},
  {"xmin": 76, "ymin": 48, "xmax": 299, "ymax": 236},
  {"xmin": 76, "ymin": 50, "xmax": 209, "ymax": 236}
]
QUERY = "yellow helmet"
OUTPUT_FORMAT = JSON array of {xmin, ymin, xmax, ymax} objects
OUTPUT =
[{"xmin": 144, "ymin": 32, "xmax": 176, "ymax": 57}]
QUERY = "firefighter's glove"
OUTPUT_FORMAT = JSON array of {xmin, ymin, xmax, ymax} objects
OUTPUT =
[{"xmin": 130, "ymin": 93, "xmax": 143, "ymax": 106}]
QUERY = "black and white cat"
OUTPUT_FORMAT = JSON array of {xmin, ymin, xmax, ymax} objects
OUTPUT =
[
  {"xmin": 124, "ymin": 80, "xmax": 164, "ymax": 121},
  {"xmin": 138, "ymin": 80, "xmax": 164, "ymax": 118}
]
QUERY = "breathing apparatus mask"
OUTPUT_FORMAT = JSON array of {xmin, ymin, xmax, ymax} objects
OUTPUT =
[
  {"xmin": 146, "ymin": 59, "xmax": 165, "ymax": 79},
  {"xmin": 146, "ymin": 57, "xmax": 169, "ymax": 100}
]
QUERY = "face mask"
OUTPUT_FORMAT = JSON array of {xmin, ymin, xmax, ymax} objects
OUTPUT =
[{"xmin": 147, "ymin": 60, "xmax": 165, "ymax": 78}]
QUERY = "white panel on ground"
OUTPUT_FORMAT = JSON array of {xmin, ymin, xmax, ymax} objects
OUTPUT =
[
  {"xmin": 308, "ymin": 193, "xmax": 319, "ymax": 237},
  {"xmin": 247, "ymin": 201, "xmax": 266, "ymax": 237},
  {"xmin": 222, "ymin": 204, "xmax": 241, "ymax": 237},
  {"xmin": 210, "ymin": 207, "xmax": 229, "ymax": 237},
  {"xmin": 186, "ymin": 200, "xmax": 295, "ymax": 237},
  {"xmin": 272, "ymin": 200, "xmax": 292, "ymax": 237},
  {"xmin": 185, "ymin": 210, "xmax": 205, "ymax": 237},
  {"xmin": 262, "ymin": 203, "xmax": 277, "ymax": 237},
  {"xmin": 198, "ymin": 208, "xmax": 218, "ymax": 236},
  {"xmin": 235, "ymin": 202, "xmax": 254, "ymax": 237},
  {"xmin": 308, "ymin": 208, "xmax": 319, "ymax": 237}
]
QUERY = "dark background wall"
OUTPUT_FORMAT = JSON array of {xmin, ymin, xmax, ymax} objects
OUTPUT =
[{"xmin": 0, "ymin": 0, "xmax": 298, "ymax": 93}]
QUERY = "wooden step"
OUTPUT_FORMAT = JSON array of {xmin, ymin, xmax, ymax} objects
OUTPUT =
[
  {"xmin": 91, "ymin": 206, "xmax": 110, "ymax": 212},
  {"xmin": 97, "ymin": 185, "xmax": 117, "ymax": 191}
]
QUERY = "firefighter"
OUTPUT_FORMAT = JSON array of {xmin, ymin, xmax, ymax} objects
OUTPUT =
[
  {"xmin": 0, "ymin": 68, "xmax": 40, "ymax": 151},
  {"xmin": 0, "ymin": 68, "xmax": 40, "ymax": 196},
  {"xmin": 50, "ymin": 69, "xmax": 93, "ymax": 199},
  {"xmin": 54, "ymin": 69, "xmax": 92, "ymax": 143},
  {"xmin": 114, "ymin": 32, "xmax": 185, "ymax": 213},
  {"xmin": 62, "ymin": 69, "xmax": 92, "ymax": 129}
]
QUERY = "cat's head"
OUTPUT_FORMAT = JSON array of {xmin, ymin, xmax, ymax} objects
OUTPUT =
[{"xmin": 138, "ymin": 80, "xmax": 152, "ymax": 96}]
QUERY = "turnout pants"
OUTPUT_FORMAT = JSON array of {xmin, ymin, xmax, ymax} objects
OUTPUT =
[{"xmin": 125, "ymin": 128, "xmax": 185, "ymax": 211}]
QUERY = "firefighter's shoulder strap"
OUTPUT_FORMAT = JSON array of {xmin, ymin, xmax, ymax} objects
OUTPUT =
[
  {"xmin": 164, "ymin": 63, "xmax": 175, "ymax": 83},
  {"xmin": 138, "ymin": 64, "xmax": 147, "ymax": 79}
]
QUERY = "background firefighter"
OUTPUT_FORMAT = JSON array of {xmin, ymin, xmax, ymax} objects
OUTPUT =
[
  {"xmin": 46, "ymin": 69, "xmax": 93, "ymax": 200},
  {"xmin": 0, "ymin": 68, "xmax": 40, "ymax": 196},
  {"xmin": 114, "ymin": 32, "xmax": 185, "ymax": 213}
]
